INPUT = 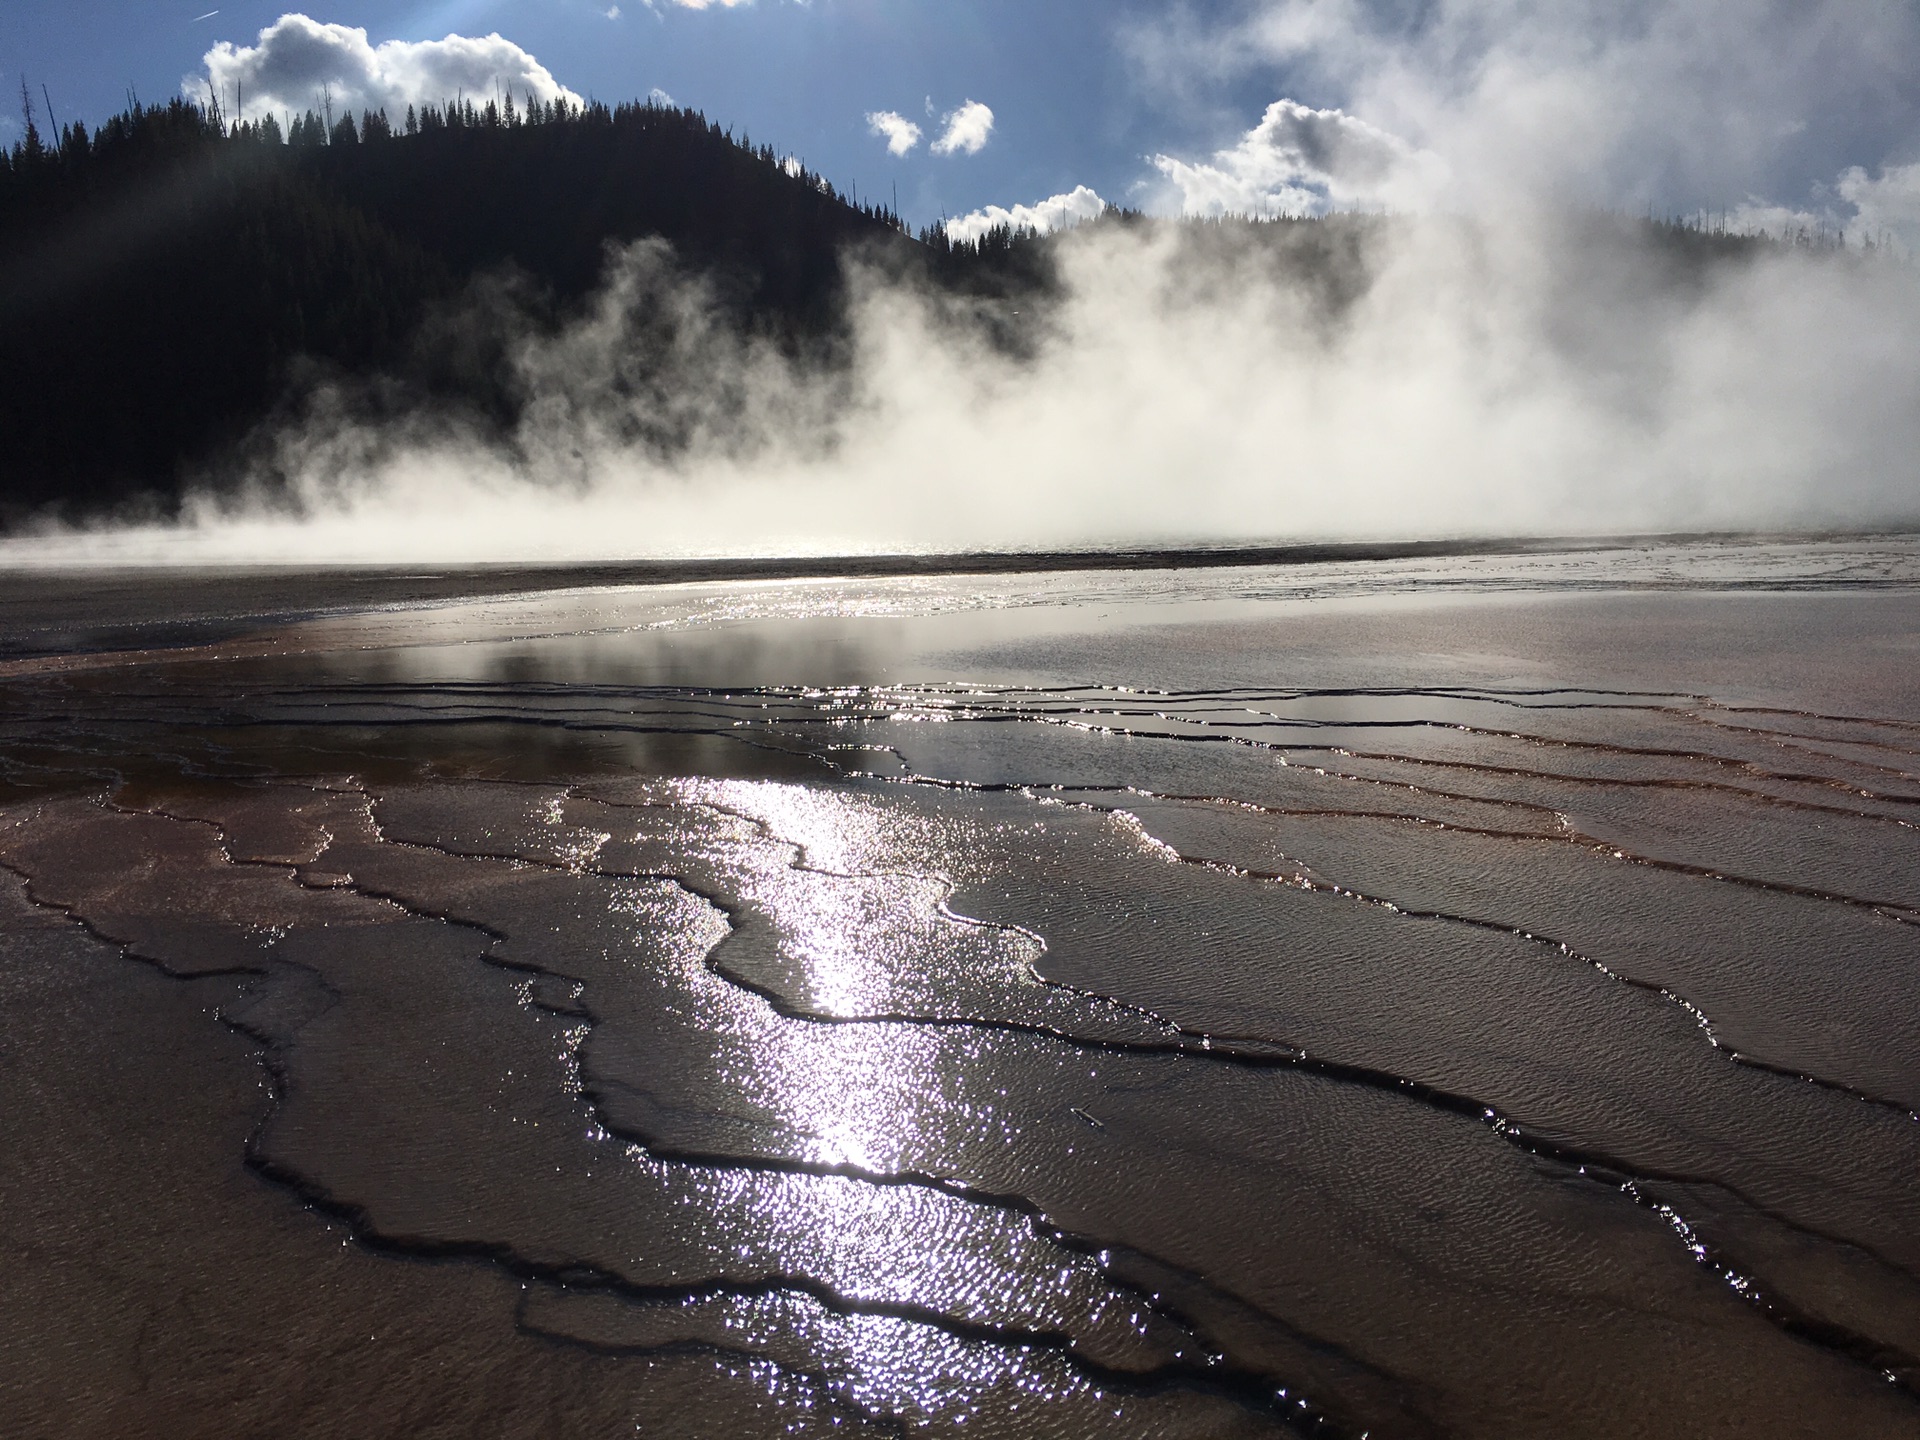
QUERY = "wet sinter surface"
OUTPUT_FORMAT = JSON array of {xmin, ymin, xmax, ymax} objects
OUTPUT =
[{"xmin": 2, "ymin": 539, "xmax": 1919, "ymax": 1438}]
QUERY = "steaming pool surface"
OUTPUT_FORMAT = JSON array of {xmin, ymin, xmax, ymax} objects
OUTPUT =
[{"xmin": 3, "ymin": 539, "xmax": 1919, "ymax": 1438}]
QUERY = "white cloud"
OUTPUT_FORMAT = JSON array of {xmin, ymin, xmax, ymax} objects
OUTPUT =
[
  {"xmin": 866, "ymin": 110, "xmax": 922, "ymax": 157},
  {"xmin": 930, "ymin": 100, "xmax": 993, "ymax": 157},
  {"xmin": 648, "ymin": 87, "xmax": 676, "ymax": 107},
  {"xmin": 1838, "ymin": 163, "xmax": 1920, "ymax": 251},
  {"xmin": 196, "ymin": 13, "xmax": 582, "ymax": 121},
  {"xmin": 947, "ymin": 186, "xmax": 1106, "ymax": 244},
  {"xmin": 1724, "ymin": 200, "xmax": 1828, "ymax": 237},
  {"xmin": 605, "ymin": 6, "xmax": 621, "ymax": 18},
  {"xmin": 1124, "ymin": 0, "xmax": 1920, "ymax": 217},
  {"xmin": 1152, "ymin": 99, "xmax": 1447, "ymax": 217}
]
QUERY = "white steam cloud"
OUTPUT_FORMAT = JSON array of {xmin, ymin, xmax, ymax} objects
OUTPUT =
[
  {"xmin": 22, "ymin": 215, "xmax": 1920, "ymax": 567},
  {"xmin": 930, "ymin": 100, "xmax": 994, "ymax": 157},
  {"xmin": 947, "ymin": 186, "xmax": 1107, "ymax": 244},
  {"xmin": 1127, "ymin": 0, "xmax": 1920, "ymax": 242},
  {"xmin": 197, "ymin": 14, "xmax": 583, "ymax": 121},
  {"xmin": 18, "ymin": 1, "xmax": 1911, "ymax": 567},
  {"xmin": 866, "ymin": 110, "xmax": 923, "ymax": 157}
]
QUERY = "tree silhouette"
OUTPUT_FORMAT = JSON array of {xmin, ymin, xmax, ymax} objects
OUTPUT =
[{"xmin": 0, "ymin": 89, "xmax": 1815, "ymax": 526}]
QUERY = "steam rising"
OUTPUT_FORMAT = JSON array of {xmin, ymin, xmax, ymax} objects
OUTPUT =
[
  {"xmin": 1125, "ymin": 0, "xmax": 1920, "ymax": 224},
  {"xmin": 18, "ymin": 212, "xmax": 1917, "ymax": 567},
  {"xmin": 14, "ymin": 0, "xmax": 1920, "ymax": 565}
]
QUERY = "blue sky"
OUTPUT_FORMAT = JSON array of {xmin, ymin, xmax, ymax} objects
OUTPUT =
[
  {"xmin": 0, "ymin": 0, "xmax": 1285, "ymax": 228},
  {"xmin": 6, "ymin": 2, "xmax": 1920, "ymax": 239}
]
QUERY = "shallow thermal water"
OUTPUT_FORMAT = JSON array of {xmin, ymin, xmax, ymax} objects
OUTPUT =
[{"xmin": 2, "ymin": 538, "xmax": 1919, "ymax": 1438}]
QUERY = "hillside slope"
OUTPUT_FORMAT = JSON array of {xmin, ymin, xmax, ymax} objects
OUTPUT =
[{"xmin": 0, "ymin": 97, "xmax": 917, "ymax": 519}]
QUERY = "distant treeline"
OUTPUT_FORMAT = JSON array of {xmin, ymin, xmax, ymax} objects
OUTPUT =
[
  {"xmin": 0, "ymin": 89, "xmax": 1872, "ymax": 524},
  {"xmin": 0, "ymin": 91, "xmax": 1039, "ymax": 521}
]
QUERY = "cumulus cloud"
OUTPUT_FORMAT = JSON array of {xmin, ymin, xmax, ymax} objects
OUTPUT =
[
  {"xmin": 1723, "ymin": 162, "xmax": 1920, "ymax": 255},
  {"xmin": 1152, "ymin": 100, "xmax": 1447, "ymax": 217},
  {"xmin": 930, "ymin": 100, "xmax": 994, "ymax": 157},
  {"xmin": 1722, "ymin": 200, "xmax": 1827, "ymax": 238},
  {"xmin": 947, "ymin": 186, "xmax": 1107, "ymax": 244},
  {"xmin": 196, "ymin": 13, "xmax": 582, "ymax": 121},
  {"xmin": 1125, "ymin": 0, "xmax": 1920, "ymax": 220},
  {"xmin": 1838, "ymin": 163, "xmax": 1920, "ymax": 250},
  {"xmin": 866, "ymin": 110, "xmax": 922, "ymax": 157}
]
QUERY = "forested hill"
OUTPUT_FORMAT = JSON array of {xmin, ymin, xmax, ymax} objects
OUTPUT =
[
  {"xmin": 0, "ymin": 91, "xmax": 1803, "ymax": 528},
  {"xmin": 0, "ymin": 95, "xmax": 938, "ymax": 520}
]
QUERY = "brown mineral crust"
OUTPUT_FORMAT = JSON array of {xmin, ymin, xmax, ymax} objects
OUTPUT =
[
  {"xmin": 0, "ymin": 798, "xmax": 401, "ymax": 977},
  {"xmin": 0, "ymin": 871, "xmax": 882, "ymax": 1440},
  {"xmin": 114, "ymin": 781, "xmax": 372, "ymax": 868}
]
